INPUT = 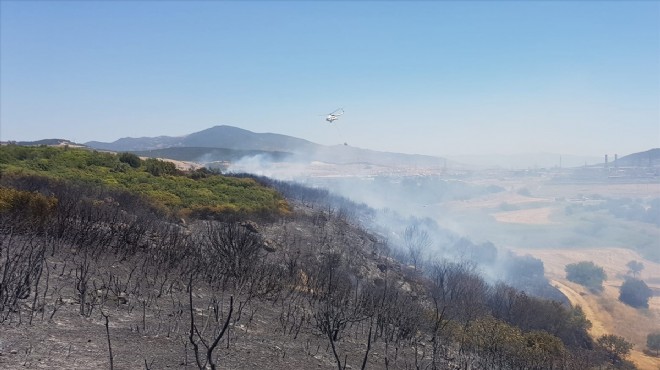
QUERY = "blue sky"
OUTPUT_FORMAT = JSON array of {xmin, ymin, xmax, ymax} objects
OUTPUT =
[{"xmin": 1, "ymin": 1, "xmax": 658, "ymax": 156}]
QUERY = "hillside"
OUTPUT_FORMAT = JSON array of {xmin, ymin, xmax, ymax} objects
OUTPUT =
[
  {"xmin": 130, "ymin": 147, "xmax": 294, "ymax": 165},
  {"xmin": 0, "ymin": 145, "xmax": 289, "ymax": 217},
  {"xmin": 614, "ymin": 148, "xmax": 660, "ymax": 167},
  {"xmin": 0, "ymin": 145, "xmax": 643, "ymax": 369}
]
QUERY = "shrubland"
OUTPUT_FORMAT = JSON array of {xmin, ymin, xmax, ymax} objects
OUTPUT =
[{"xmin": 0, "ymin": 145, "xmax": 289, "ymax": 217}]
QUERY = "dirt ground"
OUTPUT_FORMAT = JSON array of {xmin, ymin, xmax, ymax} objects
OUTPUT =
[{"xmin": 517, "ymin": 247, "xmax": 660, "ymax": 370}]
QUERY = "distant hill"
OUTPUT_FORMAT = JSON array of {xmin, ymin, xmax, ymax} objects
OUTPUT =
[
  {"xmin": 613, "ymin": 148, "xmax": 660, "ymax": 167},
  {"xmin": 185, "ymin": 125, "xmax": 318, "ymax": 153},
  {"xmin": 86, "ymin": 135, "xmax": 183, "ymax": 151},
  {"xmin": 86, "ymin": 125, "xmax": 447, "ymax": 168},
  {"xmin": 86, "ymin": 126, "xmax": 317, "ymax": 153},
  {"xmin": 5, "ymin": 139, "xmax": 83, "ymax": 147},
  {"xmin": 130, "ymin": 147, "xmax": 293, "ymax": 163}
]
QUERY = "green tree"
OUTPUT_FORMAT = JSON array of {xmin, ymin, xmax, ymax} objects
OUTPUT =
[
  {"xmin": 565, "ymin": 261, "xmax": 607, "ymax": 292},
  {"xmin": 626, "ymin": 260, "xmax": 644, "ymax": 278},
  {"xmin": 144, "ymin": 158, "xmax": 177, "ymax": 176},
  {"xmin": 596, "ymin": 334, "xmax": 633, "ymax": 365},
  {"xmin": 118, "ymin": 152, "xmax": 142, "ymax": 168},
  {"xmin": 647, "ymin": 333, "xmax": 660, "ymax": 356},
  {"xmin": 619, "ymin": 278, "xmax": 652, "ymax": 308}
]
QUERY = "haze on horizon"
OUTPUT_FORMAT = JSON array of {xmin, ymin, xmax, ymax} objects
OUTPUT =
[{"xmin": 1, "ymin": 1, "xmax": 658, "ymax": 158}]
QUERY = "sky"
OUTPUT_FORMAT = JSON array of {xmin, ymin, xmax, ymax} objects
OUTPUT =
[{"xmin": 1, "ymin": 1, "xmax": 659, "ymax": 157}]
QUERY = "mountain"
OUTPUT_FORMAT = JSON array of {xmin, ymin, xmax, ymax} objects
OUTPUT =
[
  {"xmin": 86, "ymin": 125, "xmax": 448, "ymax": 168},
  {"xmin": 86, "ymin": 126, "xmax": 318, "ymax": 153},
  {"xmin": 184, "ymin": 125, "xmax": 318, "ymax": 153},
  {"xmin": 613, "ymin": 148, "xmax": 660, "ymax": 167}
]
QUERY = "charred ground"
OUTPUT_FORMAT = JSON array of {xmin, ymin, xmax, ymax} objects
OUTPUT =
[{"xmin": 0, "ymin": 146, "xmax": 639, "ymax": 369}]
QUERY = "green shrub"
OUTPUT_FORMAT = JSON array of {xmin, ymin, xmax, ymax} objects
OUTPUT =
[
  {"xmin": 118, "ymin": 152, "xmax": 142, "ymax": 168},
  {"xmin": 0, "ymin": 146, "xmax": 289, "ymax": 218},
  {"xmin": 648, "ymin": 332, "xmax": 660, "ymax": 356},
  {"xmin": 0, "ymin": 186, "xmax": 57, "ymax": 222},
  {"xmin": 565, "ymin": 261, "xmax": 606, "ymax": 292},
  {"xmin": 619, "ymin": 278, "xmax": 652, "ymax": 308},
  {"xmin": 144, "ymin": 158, "xmax": 178, "ymax": 176}
]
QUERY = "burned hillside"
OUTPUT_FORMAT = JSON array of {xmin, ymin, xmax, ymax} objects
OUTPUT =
[{"xmin": 0, "ymin": 164, "xmax": 635, "ymax": 369}]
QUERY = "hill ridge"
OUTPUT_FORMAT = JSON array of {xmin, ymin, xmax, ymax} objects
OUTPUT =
[{"xmin": 85, "ymin": 125, "xmax": 447, "ymax": 167}]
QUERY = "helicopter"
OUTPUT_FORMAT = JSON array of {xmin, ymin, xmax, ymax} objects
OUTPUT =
[{"xmin": 325, "ymin": 108, "xmax": 344, "ymax": 124}]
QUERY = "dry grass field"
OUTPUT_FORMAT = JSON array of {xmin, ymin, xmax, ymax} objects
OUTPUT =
[
  {"xmin": 535, "ymin": 182, "xmax": 660, "ymax": 200},
  {"xmin": 517, "ymin": 247, "xmax": 660, "ymax": 370},
  {"xmin": 445, "ymin": 191, "xmax": 552, "ymax": 210},
  {"xmin": 441, "ymin": 177, "xmax": 660, "ymax": 367},
  {"xmin": 492, "ymin": 206, "xmax": 557, "ymax": 225}
]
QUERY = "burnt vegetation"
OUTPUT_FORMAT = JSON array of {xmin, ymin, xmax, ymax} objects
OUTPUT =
[{"xmin": 0, "ymin": 148, "xmax": 639, "ymax": 369}]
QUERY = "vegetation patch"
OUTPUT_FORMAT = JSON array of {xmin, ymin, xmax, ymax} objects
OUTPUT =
[
  {"xmin": 565, "ymin": 261, "xmax": 607, "ymax": 292},
  {"xmin": 0, "ymin": 145, "xmax": 289, "ymax": 218},
  {"xmin": 619, "ymin": 278, "xmax": 653, "ymax": 308}
]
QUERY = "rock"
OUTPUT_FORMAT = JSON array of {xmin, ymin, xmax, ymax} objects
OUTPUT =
[
  {"xmin": 240, "ymin": 220, "xmax": 259, "ymax": 233},
  {"xmin": 262, "ymin": 240, "xmax": 277, "ymax": 252},
  {"xmin": 10, "ymin": 349, "xmax": 17, "ymax": 355}
]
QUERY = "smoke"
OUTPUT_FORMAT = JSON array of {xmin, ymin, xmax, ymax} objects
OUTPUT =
[
  {"xmin": 226, "ymin": 155, "xmax": 300, "ymax": 179},
  {"xmin": 211, "ymin": 152, "xmax": 584, "ymax": 302}
]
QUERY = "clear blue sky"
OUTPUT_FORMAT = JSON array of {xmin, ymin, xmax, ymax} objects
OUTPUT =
[{"xmin": 1, "ymin": 1, "xmax": 658, "ymax": 156}]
